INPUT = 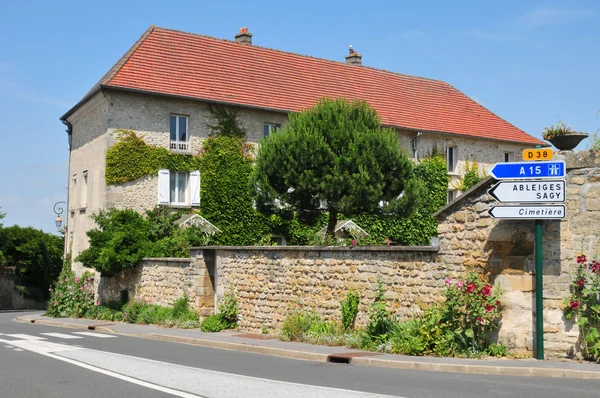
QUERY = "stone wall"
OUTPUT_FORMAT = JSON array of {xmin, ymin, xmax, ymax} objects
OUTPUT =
[
  {"xmin": 0, "ymin": 276, "xmax": 47, "ymax": 310},
  {"xmin": 435, "ymin": 149, "xmax": 600, "ymax": 357},
  {"xmin": 100, "ymin": 253, "xmax": 215, "ymax": 316},
  {"xmin": 212, "ymin": 246, "xmax": 440, "ymax": 331}
]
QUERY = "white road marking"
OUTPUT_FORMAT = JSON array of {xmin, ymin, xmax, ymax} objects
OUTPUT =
[
  {"xmin": 72, "ymin": 332, "xmax": 116, "ymax": 338},
  {"xmin": 13, "ymin": 348, "xmax": 23, "ymax": 351},
  {"xmin": 5, "ymin": 334, "xmax": 46, "ymax": 340},
  {"xmin": 40, "ymin": 333, "xmax": 83, "ymax": 339}
]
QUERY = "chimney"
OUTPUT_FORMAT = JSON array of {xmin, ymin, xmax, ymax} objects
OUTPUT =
[
  {"xmin": 235, "ymin": 27, "xmax": 253, "ymax": 45},
  {"xmin": 345, "ymin": 45, "xmax": 362, "ymax": 66}
]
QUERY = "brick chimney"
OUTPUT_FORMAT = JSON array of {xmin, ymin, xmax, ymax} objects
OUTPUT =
[
  {"xmin": 345, "ymin": 45, "xmax": 362, "ymax": 66},
  {"xmin": 235, "ymin": 27, "xmax": 253, "ymax": 45}
]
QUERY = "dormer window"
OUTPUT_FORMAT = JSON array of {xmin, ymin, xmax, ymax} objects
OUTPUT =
[{"xmin": 170, "ymin": 115, "xmax": 190, "ymax": 153}]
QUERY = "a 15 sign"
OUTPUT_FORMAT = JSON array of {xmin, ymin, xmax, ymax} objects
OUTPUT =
[{"xmin": 523, "ymin": 148, "xmax": 553, "ymax": 161}]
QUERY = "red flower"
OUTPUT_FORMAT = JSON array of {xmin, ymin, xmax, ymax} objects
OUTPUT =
[
  {"xmin": 465, "ymin": 282, "xmax": 476, "ymax": 294},
  {"xmin": 576, "ymin": 278, "xmax": 585, "ymax": 287},
  {"xmin": 577, "ymin": 255, "xmax": 587, "ymax": 264},
  {"xmin": 480, "ymin": 284, "xmax": 491, "ymax": 297},
  {"xmin": 569, "ymin": 300, "xmax": 580, "ymax": 310},
  {"xmin": 477, "ymin": 317, "xmax": 484, "ymax": 324},
  {"xmin": 496, "ymin": 300, "xmax": 501, "ymax": 307},
  {"xmin": 351, "ymin": 239, "xmax": 357, "ymax": 247},
  {"xmin": 485, "ymin": 304, "xmax": 495, "ymax": 312}
]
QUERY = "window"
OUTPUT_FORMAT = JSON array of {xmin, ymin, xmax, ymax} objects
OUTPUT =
[
  {"xmin": 447, "ymin": 189, "xmax": 457, "ymax": 203},
  {"xmin": 158, "ymin": 169, "xmax": 200, "ymax": 206},
  {"xmin": 263, "ymin": 123, "xmax": 280, "ymax": 138},
  {"xmin": 446, "ymin": 146, "xmax": 457, "ymax": 173},
  {"xmin": 504, "ymin": 152, "xmax": 514, "ymax": 162},
  {"xmin": 170, "ymin": 115, "xmax": 189, "ymax": 152},
  {"xmin": 81, "ymin": 170, "xmax": 88, "ymax": 208},
  {"xmin": 170, "ymin": 172, "xmax": 188, "ymax": 205}
]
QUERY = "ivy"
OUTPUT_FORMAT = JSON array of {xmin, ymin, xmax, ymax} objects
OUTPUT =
[
  {"xmin": 105, "ymin": 130, "xmax": 201, "ymax": 185},
  {"xmin": 199, "ymin": 136, "xmax": 269, "ymax": 246}
]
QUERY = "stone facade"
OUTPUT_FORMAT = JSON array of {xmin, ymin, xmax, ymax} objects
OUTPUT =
[
  {"xmin": 64, "ymin": 88, "xmax": 536, "ymax": 271},
  {"xmin": 100, "ymin": 253, "xmax": 215, "ymax": 316}
]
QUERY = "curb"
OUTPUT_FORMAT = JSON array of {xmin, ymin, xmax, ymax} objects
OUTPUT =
[{"xmin": 14, "ymin": 316, "xmax": 600, "ymax": 380}]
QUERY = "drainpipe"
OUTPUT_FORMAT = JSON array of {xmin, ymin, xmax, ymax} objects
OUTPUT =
[
  {"xmin": 412, "ymin": 131, "xmax": 422, "ymax": 160},
  {"xmin": 61, "ymin": 119, "xmax": 73, "ymax": 260}
]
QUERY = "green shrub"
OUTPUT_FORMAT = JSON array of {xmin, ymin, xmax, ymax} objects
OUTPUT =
[
  {"xmin": 172, "ymin": 295, "xmax": 190, "ymax": 319},
  {"xmin": 487, "ymin": 343, "xmax": 508, "ymax": 357},
  {"xmin": 365, "ymin": 280, "xmax": 393, "ymax": 340},
  {"xmin": 280, "ymin": 307, "xmax": 320, "ymax": 341},
  {"xmin": 123, "ymin": 300, "xmax": 147, "ymax": 323},
  {"xmin": 137, "ymin": 305, "xmax": 173, "ymax": 325},
  {"xmin": 340, "ymin": 290, "xmax": 360, "ymax": 331},
  {"xmin": 218, "ymin": 290, "xmax": 238, "ymax": 329},
  {"xmin": 201, "ymin": 314, "xmax": 225, "ymax": 332},
  {"xmin": 46, "ymin": 258, "xmax": 95, "ymax": 318}
]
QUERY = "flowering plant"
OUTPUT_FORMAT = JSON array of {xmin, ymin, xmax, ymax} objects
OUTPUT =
[
  {"xmin": 563, "ymin": 254, "xmax": 600, "ymax": 360},
  {"xmin": 441, "ymin": 273, "xmax": 503, "ymax": 353},
  {"xmin": 542, "ymin": 121, "xmax": 576, "ymax": 140},
  {"xmin": 46, "ymin": 265, "xmax": 95, "ymax": 318}
]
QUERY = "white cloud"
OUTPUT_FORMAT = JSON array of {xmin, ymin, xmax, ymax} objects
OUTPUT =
[{"xmin": 517, "ymin": 6, "xmax": 596, "ymax": 28}]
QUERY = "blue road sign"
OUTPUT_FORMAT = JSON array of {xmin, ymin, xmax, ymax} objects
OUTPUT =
[{"xmin": 488, "ymin": 161, "xmax": 566, "ymax": 180}]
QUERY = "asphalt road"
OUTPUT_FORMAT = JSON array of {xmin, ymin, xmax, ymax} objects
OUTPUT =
[{"xmin": 1, "ymin": 311, "xmax": 600, "ymax": 397}]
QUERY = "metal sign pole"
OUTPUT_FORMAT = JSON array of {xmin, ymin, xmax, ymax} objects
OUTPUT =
[{"xmin": 535, "ymin": 219, "xmax": 544, "ymax": 360}]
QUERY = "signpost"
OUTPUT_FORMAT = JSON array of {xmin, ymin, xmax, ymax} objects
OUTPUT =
[
  {"xmin": 488, "ymin": 204, "xmax": 565, "ymax": 219},
  {"xmin": 487, "ymin": 180, "xmax": 565, "ymax": 203},
  {"xmin": 488, "ymin": 160, "xmax": 565, "ymax": 180},
  {"xmin": 523, "ymin": 148, "xmax": 553, "ymax": 161},
  {"xmin": 488, "ymin": 153, "xmax": 567, "ymax": 360}
]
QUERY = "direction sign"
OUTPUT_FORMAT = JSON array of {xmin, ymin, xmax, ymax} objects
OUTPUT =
[
  {"xmin": 488, "ymin": 161, "xmax": 565, "ymax": 180},
  {"xmin": 523, "ymin": 148, "xmax": 553, "ymax": 161},
  {"xmin": 488, "ymin": 180, "xmax": 565, "ymax": 203},
  {"xmin": 488, "ymin": 205, "xmax": 566, "ymax": 219}
]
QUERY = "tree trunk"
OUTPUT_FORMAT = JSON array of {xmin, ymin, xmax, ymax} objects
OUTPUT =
[{"xmin": 326, "ymin": 208, "xmax": 337, "ymax": 239}]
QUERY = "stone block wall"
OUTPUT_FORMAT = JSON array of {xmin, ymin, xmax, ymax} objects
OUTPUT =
[
  {"xmin": 100, "ymin": 252, "xmax": 214, "ymax": 315},
  {"xmin": 211, "ymin": 247, "xmax": 440, "ymax": 331}
]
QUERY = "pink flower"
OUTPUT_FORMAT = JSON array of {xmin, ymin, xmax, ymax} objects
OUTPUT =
[
  {"xmin": 577, "ymin": 255, "xmax": 587, "ymax": 264},
  {"xmin": 384, "ymin": 238, "xmax": 392, "ymax": 246},
  {"xmin": 351, "ymin": 239, "xmax": 357, "ymax": 247},
  {"xmin": 465, "ymin": 282, "xmax": 476, "ymax": 294},
  {"xmin": 477, "ymin": 317, "xmax": 484, "ymax": 324},
  {"xmin": 480, "ymin": 284, "xmax": 491, "ymax": 297},
  {"xmin": 74, "ymin": 278, "xmax": 79, "ymax": 283},
  {"xmin": 79, "ymin": 287, "xmax": 83, "ymax": 291},
  {"xmin": 53, "ymin": 301, "xmax": 58, "ymax": 305},
  {"xmin": 95, "ymin": 301, "xmax": 100, "ymax": 306},
  {"xmin": 445, "ymin": 278, "xmax": 453, "ymax": 286},
  {"xmin": 457, "ymin": 281, "xmax": 464, "ymax": 289},
  {"xmin": 576, "ymin": 279, "xmax": 585, "ymax": 287},
  {"xmin": 570, "ymin": 300, "xmax": 580, "ymax": 310},
  {"xmin": 485, "ymin": 304, "xmax": 495, "ymax": 312}
]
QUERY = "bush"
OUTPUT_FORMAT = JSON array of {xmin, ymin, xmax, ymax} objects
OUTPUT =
[
  {"xmin": 218, "ymin": 290, "xmax": 238, "ymax": 329},
  {"xmin": 280, "ymin": 307, "xmax": 320, "ymax": 341},
  {"xmin": 340, "ymin": 290, "xmax": 360, "ymax": 331},
  {"xmin": 137, "ymin": 305, "xmax": 174, "ymax": 325},
  {"xmin": 201, "ymin": 314, "xmax": 225, "ymax": 332},
  {"xmin": 123, "ymin": 300, "xmax": 147, "ymax": 324},
  {"xmin": 46, "ymin": 258, "xmax": 95, "ymax": 318},
  {"xmin": 172, "ymin": 294, "xmax": 190, "ymax": 319},
  {"xmin": 365, "ymin": 280, "xmax": 393, "ymax": 340}
]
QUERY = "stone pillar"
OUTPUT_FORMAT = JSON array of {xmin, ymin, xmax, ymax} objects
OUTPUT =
[{"xmin": 191, "ymin": 249, "xmax": 216, "ymax": 316}]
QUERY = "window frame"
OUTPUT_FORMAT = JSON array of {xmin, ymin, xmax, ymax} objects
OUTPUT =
[
  {"xmin": 447, "ymin": 189, "xmax": 457, "ymax": 204},
  {"xmin": 170, "ymin": 115, "xmax": 190, "ymax": 152},
  {"xmin": 504, "ymin": 152, "xmax": 514, "ymax": 163},
  {"xmin": 446, "ymin": 146, "xmax": 457, "ymax": 173},
  {"xmin": 170, "ymin": 171, "xmax": 189, "ymax": 205},
  {"xmin": 263, "ymin": 123, "xmax": 281, "ymax": 138},
  {"xmin": 81, "ymin": 170, "xmax": 88, "ymax": 208}
]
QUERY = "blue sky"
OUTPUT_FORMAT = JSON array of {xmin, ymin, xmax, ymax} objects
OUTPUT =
[{"xmin": 0, "ymin": 0, "xmax": 598, "ymax": 233}]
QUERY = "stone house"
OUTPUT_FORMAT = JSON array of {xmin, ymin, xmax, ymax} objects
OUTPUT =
[{"xmin": 60, "ymin": 25, "xmax": 544, "ymax": 272}]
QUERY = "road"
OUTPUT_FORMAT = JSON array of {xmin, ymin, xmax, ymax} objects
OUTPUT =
[{"xmin": 1, "ymin": 311, "xmax": 599, "ymax": 397}]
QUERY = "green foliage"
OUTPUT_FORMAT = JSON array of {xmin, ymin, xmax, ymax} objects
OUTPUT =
[
  {"xmin": 353, "ymin": 155, "xmax": 448, "ymax": 245},
  {"xmin": 105, "ymin": 129, "xmax": 202, "ymax": 185},
  {"xmin": 172, "ymin": 294, "xmax": 190, "ymax": 319},
  {"xmin": 487, "ymin": 343, "xmax": 508, "ymax": 357},
  {"xmin": 218, "ymin": 289, "xmax": 238, "ymax": 329},
  {"xmin": 85, "ymin": 305, "xmax": 124, "ymax": 322},
  {"xmin": 340, "ymin": 290, "xmax": 360, "ymax": 331},
  {"xmin": 201, "ymin": 314, "xmax": 226, "ymax": 332},
  {"xmin": 452, "ymin": 160, "xmax": 485, "ymax": 192},
  {"xmin": 76, "ymin": 208, "xmax": 190, "ymax": 276},
  {"xmin": 123, "ymin": 300, "xmax": 147, "ymax": 323},
  {"xmin": 280, "ymin": 306, "xmax": 321, "ymax": 341},
  {"xmin": 365, "ymin": 280, "xmax": 393, "ymax": 341},
  {"xmin": 199, "ymin": 136, "xmax": 269, "ymax": 245},
  {"xmin": 46, "ymin": 258, "xmax": 95, "ymax": 318},
  {"xmin": 0, "ymin": 225, "xmax": 63, "ymax": 298},
  {"xmin": 207, "ymin": 104, "xmax": 246, "ymax": 139},
  {"xmin": 253, "ymin": 98, "xmax": 423, "ymax": 237},
  {"xmin": 563, "ymin": 254, "xmax": 600, "ymax": 360}
]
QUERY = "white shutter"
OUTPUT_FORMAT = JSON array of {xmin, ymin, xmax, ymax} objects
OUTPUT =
[
  {"xmin": 189, "ymin": 170, "xmax": 200, "ymax": 206},
  {"xmin": 158, "ymin": 169, "xmax": 170, "ymax": 205}
]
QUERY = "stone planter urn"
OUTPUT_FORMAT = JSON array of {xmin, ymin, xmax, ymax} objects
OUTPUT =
[{"xmin": 546, "ymin": 133, "xmax": 588, "ymax": 151}]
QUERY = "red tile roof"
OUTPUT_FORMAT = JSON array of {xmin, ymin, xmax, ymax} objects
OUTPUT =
[{"xmin": 71, "ymin": 26, "xmax": 544, "ymax": 145}]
